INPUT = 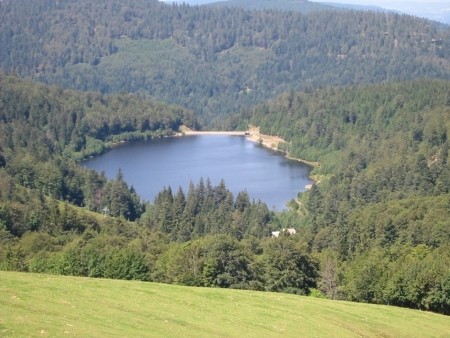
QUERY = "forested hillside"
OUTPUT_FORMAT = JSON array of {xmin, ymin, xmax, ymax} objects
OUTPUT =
[
  {"xmin": 0, "ymin": 74, "xmax": 314, "ymax": 297},
  {"xmin": 0, "ymin": 74, "xmax": 195, "ymax": 159},
  {"xmin": 247, "ymin": 80, "xmax": 450, "ymax": 313},
  {"xmin": 0, "ymin": 73, "xmax": 195, "ymax": 224},
  {"xmin": 0, "ymin": 75, "xmax": 448, "ymax": 314},
  {"xmin": 1, "ymin": 0, "xmax": 450, "ymax": 123}
]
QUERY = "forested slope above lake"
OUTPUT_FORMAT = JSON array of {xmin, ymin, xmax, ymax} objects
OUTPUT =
[
  {"xmin": 1, "ymin": 0, "xmax": 450, "ymax": 124},
  {"xmin": 247, "ymin": 80, "xmax": 450, "ymax": 225},
  {"xmin": 246, "ymin": 80, "xmax": 450, "ymax": 313},
  {"xmin": 0, "ymin": 73, "xmax": 196, "ymax": 160},
  {"xmin": 0, "ymin": 72, "xmax": 196, "ymax": 225}
]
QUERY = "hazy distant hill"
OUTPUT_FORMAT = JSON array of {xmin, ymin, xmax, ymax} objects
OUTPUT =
[
  {"xmin": 169, "ymin": 0, "xmax": 450, "ymax": 24},
  {"xmin": 207, "ymin": 0, "xmax": 335, "ymax": 12},
  {"xmin": 323, "ymin": 2, "xmax": 386, "ymax": 12},
  {"xmin": 206, "ymin": 0, "xmax": 386, "ymax": 14},
  {"xmin": 1, "ymin": 0, "xmax": 449, "ymax": 123}
]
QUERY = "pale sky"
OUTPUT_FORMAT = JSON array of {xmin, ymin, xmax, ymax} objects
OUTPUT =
[
  {"xmin": 313, "ymin": 0, "xmax": 448, "ymax": 4},
  {"xmin": 164, "ymin": 0, "xmax": 449, "ymax": 4}
]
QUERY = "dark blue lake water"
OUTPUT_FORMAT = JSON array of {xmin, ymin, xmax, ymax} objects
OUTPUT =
[{"xmin": 83, "ymin": 135, "xmax": 313, "ymax": 210}]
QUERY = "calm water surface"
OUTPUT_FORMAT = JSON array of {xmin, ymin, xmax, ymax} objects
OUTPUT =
[{"xmin": 84, "ymin": 135, "xmax": 313, "ymax": 210}]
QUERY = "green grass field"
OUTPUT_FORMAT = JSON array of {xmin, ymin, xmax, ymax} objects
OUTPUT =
[{"xmin": 1, "ymin": 271, "xmax": 448, "ymax": 337}]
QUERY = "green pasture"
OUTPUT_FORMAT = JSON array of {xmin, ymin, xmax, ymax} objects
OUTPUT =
[{"xmin": 1, "ymin": 271, "xmax": 448, "ymax": 337}]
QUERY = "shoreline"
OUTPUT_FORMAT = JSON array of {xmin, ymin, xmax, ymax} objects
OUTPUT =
[
  {"xmin": 180, "ymin": 125, "xmax": 320, "ymax": 189},
  {"xmin": 179, "ymin": 125, "xmax": 320, "ymax": 168},
  {"xmin": 244, "ymin": 126, "xmax": 320, "ymax": 168},
  {"xmin": 100, "ymin": 126, "xmax": 320, "ymax": 172},
  {"xmin": 246, "ymin": 136, "xmax": 319, "ymax": 168}
]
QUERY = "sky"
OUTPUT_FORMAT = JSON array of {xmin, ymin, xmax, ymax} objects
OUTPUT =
[
  {"xmin": 163, "ymin": 0, "xmax": 449, "ymax": 5},
  {"xmin": 314, "ymin": 0, "xmax": 448, "ymax": 3}
]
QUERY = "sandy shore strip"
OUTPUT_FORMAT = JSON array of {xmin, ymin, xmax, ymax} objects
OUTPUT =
[
  {"xmin": 246, "ymin": 126, "xmax": 320, "ymax": 168},
  {"xmin": 246, "ymin": 126, "xmax": 285, "ymax": 151}
]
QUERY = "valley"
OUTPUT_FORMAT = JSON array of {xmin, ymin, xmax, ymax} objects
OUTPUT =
[{"xmin": 0, "ymin": 0, "xmax": 449, "ymax": 333}]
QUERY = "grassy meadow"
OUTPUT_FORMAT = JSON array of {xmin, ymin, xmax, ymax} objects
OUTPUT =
[{"xmin": 1, "ymin": 271, "xmax": 449, "ymax": 337}]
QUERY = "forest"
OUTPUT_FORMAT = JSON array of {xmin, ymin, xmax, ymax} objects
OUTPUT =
[
  {"xmin": 0, "ymin": 73, "xmax": 448, "ymax": 314},
  {"xmin": 1, "ymin": 0, "xmax": 450, "ymax": 124},
  {"xmin": 247, "ymin": 80, "xmax": 450, "ymax": 311}
]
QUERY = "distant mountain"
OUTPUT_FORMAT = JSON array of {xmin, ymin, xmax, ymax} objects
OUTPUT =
[
  {"xmin": 1, "ymin": 0, "xmax": 450, "ymax": 124},
  {"xmin": 166, "ymin": 0, "xmax": 382, "ymax": 13},
  {"xmin": 205, "ymin": 0, "xmax": 386, "ymax": 14},
  {"xmin": 166, "ymin": 0, "xmax": 450, "ymax": 25},
  {"xmin": 324, "ymin": 2, "xmax": 386, "ymax": 12},
  {"xmin": 206, "ymin": 0, "xmax": 335, "ymax": 13}
]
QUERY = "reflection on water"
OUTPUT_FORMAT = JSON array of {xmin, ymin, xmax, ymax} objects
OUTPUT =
[{"xmin": 84, "ymin": 135, "xmax": 313, "ymax": 210}]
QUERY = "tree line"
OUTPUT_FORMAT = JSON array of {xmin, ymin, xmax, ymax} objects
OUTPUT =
[{"xmin": 142, "ymin": 178, "xmax": 272, "ymax": 241}]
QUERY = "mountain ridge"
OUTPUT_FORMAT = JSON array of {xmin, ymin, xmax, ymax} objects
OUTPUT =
[{"xmin": 1, "ymin": 0, "xmax": 449, "ymax": 124}]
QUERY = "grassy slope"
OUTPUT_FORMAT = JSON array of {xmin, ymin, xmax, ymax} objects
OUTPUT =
[{"xmin": 1, "ymin": 272, "xmax": 449, "ymax": 337}]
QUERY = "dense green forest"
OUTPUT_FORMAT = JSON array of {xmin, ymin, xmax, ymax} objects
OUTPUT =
[
  {"xmin": 0, "ymin": 74, "xmax": 312, "ymax": 293},
  {"xmin": 247, "ymin": 80, "xmax": 450, "ymax": 253},
  {"xmin": 0, "ymin": 73, "xmax": 195, "ymax": 220},
  {"xmin": 1, "ymin": 0, "xmax": 450, "ymax": 124},
  {"xmin": 0, "ymin": 74, "xmax": 448, "ymax": 314},
  {"xmin": 247, "ymin": 79, "xmax": 450, "ymax": 313}
]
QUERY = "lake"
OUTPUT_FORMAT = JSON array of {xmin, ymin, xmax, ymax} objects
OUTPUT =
[{"xmin": 83, "ymin": 135, "xmax": 313, "ymax": 210}]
